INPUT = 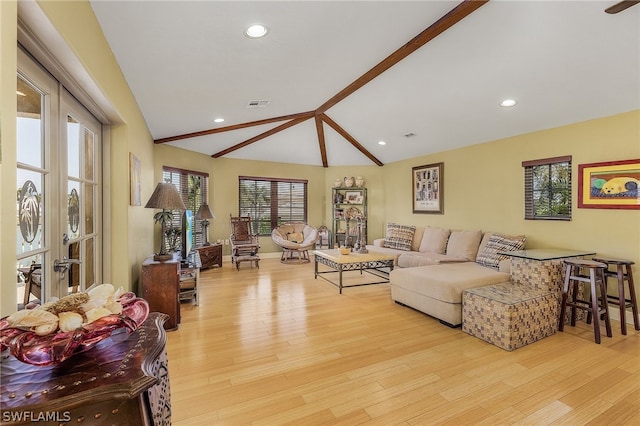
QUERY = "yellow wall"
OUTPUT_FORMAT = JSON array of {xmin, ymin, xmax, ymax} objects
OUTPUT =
[
  {"xmin": 376, "ymin": 112, "xmax": 640, "ymax": 297},
  {"xmin": 0, "ymin": 0, "xmax": 18, "ymax": 315},
  {"xmin": 153, "ymin": 145, "xmax": 328, "ymax": 256}
]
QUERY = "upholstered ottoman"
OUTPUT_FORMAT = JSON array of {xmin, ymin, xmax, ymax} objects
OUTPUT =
[{"xmin": 462, "ymin": 282, "xmax": 558, "ymax": 351}]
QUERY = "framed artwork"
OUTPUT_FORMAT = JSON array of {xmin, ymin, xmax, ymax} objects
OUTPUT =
[
  {"xmin": 578, "ymin": 158, "xmax": 640, "ymax": 209},
  {"xmin": 345, "ymin": 190, "xmax": 363, "ymax": 204},
  {"xmin": 412, "ymin": 162, "xmax": 443, "ymax": 214},
  {"xmin": 129, "ymin": 153, "xmax": 141, "ymax": 206}
]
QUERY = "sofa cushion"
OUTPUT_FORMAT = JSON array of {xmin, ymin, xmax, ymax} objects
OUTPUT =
[
  {"xmin": 397, "ymin": 252, "xmax": 468, "ymax": 268},
  {"xmin": 476, "ymin": 233, "xmax": 526, "ymax": 270},
  {"xmin": 383, "ymin": 223, "xmax": 416, "ymax": 251},
  {"xmin": 390, "ymin": 262, "xmax": 511, "ymax": 304},
  {"xmin": 446, "ymin": 230, "xmax": 482, "ymax": 261},
  {"xmin": 419, "ymin": 227, "xmax": 451, "ymax": 254},
  {"xmin": 411, "ymin": 227, "xmax": 426, "ymax": 252}
]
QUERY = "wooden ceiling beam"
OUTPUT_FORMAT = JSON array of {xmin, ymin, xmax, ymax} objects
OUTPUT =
[
  {"xmin": 315, "ymin": 115, "xmax": 328, "ymax": 168},
  {"xmin": 321, "ymin": 114, "xmax": 383, "ymax": 167},
  {"xmin": 155, "ymin": 111, "xmax": 316, "ymax": 144},
  {"xmin": 316, "ymin": 0, "xmax": 489, "ymax": 114},
  {"xmin": 211, "ymin": 113, "xmax": 314, "ymax": 158}
]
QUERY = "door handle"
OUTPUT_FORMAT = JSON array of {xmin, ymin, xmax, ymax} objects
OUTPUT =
[{"xmin": 53, "ymin": 256, "xmax": 82, "ymax": 279}]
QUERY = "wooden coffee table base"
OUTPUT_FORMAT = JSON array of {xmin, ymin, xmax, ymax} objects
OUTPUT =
[{"xmin": 313, "ymin": 250, "xmax": 394, "ymax": 294}]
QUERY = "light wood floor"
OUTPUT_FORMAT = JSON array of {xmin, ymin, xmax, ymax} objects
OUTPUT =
[{"xmin": 166, "ymin": 258, "xmax": 640, "ymax": 425}]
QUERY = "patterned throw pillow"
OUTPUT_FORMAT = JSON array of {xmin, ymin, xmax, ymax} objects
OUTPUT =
[
  {"xmin": 383, "ymin": 223, "xmax": 416, "ymax": 251},
  {"xmin": 476, "ymin": 234, "xmax": 526, "ymax": 269}
]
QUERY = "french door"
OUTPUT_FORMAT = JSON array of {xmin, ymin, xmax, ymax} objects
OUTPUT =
[{"xmin": 16, "ymin": 48, "xmax": 102, "ymax": 309}]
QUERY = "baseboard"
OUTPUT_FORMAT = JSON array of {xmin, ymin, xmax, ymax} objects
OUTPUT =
[{"xmin": 608, "ymin": 306, "xmax": 640, "ymax": 327}]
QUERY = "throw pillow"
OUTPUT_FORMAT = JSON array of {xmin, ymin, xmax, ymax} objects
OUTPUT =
[
  {"xmin": 419, "ymin": 227, "xmax": 451, "ymax": 254},
  {"xmin": 445, "ymin": 230, "xmax": 483, "ymax": 261},
  {"xmin": 383, "ymin": 223, "xmax": 416, "ymax": 251},
  {"xmin": 287, "ymin": 232, "xmax": 304, "ymax": 243},
  {"xmin": 476, "ymin": 234, "xmax": 526, "ymax": 270}
]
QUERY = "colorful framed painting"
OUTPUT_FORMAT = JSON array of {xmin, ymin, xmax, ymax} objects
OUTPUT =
[
  {"xmin": 412, "ymin": 162, "xmax": 443, "ymax": 214},
  {"xmin": 578, "ymin": 158, "xmax": 640, "ymax": 209}
]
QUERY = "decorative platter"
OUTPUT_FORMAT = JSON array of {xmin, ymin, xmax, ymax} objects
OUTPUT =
[{"xmin": 0, "ymin": 292, "xmax": 149, "ymax": 366}]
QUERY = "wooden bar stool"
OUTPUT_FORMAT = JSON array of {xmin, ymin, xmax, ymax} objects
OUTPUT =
[
  {"xmin": 558, "ymin": 259, "xmax": 612, "ymax": 344},
  {"xmin": 591, "ymin": 257, "xmax": 640, "ymax": 335}
]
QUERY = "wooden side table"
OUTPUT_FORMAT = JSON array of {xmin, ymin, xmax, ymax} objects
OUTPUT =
[
  {"xmin": 0, "ymin": 313, "xmax": 171, "ymax": 425},
  {"xmin": 141, "ymin": 257, "xmax": 180, "ymax": 331},
  {"xmin": 195, "ymin": 244, "xmax": 222, "ymax": 269}
]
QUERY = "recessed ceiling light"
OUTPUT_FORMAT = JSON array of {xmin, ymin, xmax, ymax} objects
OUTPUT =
[
  {"xmin": 378, "ymin": 141, "xmax": 386, "ymax": 146},
  {"xmin": 214, "ymin": 118, "xmax": 225, "ymax": 123},
  {"xmin": 500, "ymin": 99, "xmax": 517, "ymax": 107},
  {"xmin": 245, "ymin": 24, "xmax": 268, "ymax": 38}
]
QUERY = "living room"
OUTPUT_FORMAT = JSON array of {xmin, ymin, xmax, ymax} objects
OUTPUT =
[{"xmin": 1, "ymin": 1, "xmax": 639, "ymax": 424}]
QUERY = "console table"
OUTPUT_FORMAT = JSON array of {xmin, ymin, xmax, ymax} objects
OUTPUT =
[
  {"xmin": 0, "ymin": 313, "xmax": 171, "ymax": 425},
  {"xmin": 195, "ymin": 244, "xmax": 222, "ymax": 269}
]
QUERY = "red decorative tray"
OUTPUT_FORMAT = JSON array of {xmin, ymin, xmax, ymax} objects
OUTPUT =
[{"xmin": 0, "ymin": 292, "xmax": 149, "ymax": 366}]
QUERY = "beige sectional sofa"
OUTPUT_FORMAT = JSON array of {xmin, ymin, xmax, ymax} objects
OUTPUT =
[{"xmin": 366, "ymin": 223, "xmax": 525, "ymax": 327}]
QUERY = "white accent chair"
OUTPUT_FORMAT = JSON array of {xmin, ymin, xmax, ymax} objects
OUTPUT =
[{"xmin": 271, "ymin": 223, "xmax": 319, "ymax": 264}]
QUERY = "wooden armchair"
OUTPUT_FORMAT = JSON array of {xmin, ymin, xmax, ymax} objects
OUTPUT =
[{"xmin": 229, "ymin": 215, "xmax": 260, "ymax": 270}]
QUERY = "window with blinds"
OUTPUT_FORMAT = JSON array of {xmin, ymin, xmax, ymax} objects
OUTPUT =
[
  {"xmin": 239, "ymin": 176, "xmax": 308, "ymax": 235},
  {"xmin": 523, "ymin": 156, "xmax": 571, "ymax": 220},
  {"xmin": 162, "ymin": 167, "xmax": 209, "ymax": 250}
]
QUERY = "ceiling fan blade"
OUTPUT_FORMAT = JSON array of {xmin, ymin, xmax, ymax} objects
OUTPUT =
[{"xmin": 605, "ymin": 0, "xmax": 640, "ymax": 14}]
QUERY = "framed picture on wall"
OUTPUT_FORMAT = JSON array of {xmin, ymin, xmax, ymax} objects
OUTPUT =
[
  {"xmin": 412, "ymin": 162, "xmax": 443, "ymax": 214},
  {"xmin": 578, "ymin": 158, "xmax": 640, "ymax": 209}
]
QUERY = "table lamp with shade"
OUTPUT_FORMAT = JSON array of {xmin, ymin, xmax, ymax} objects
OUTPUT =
[
  {"xmin": 195, "ymin": 203, "xmax": 215, "ymax": 246},
  {"xmin": 145, "ymin": 182, "xmax": 186, "ymax": 261}
]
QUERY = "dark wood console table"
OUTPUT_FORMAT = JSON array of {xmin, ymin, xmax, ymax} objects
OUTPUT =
[{"xmin": 0, "ymin": 313, "xmax": 171, "ymax": 426}]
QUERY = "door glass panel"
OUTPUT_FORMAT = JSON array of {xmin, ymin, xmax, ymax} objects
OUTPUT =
[
  {"xmin": 16, "ymin": 78, "xmax": 43, "ymax": 168},
  {"xmin": 67, "ymin": 115, "xmax": 80, "ymax": 178},
  {"xmin": 84, "ymin": 128, "xmax": 94, "ymax": 181},
  {"xmin": 17, "ymin": 255, "xmax": 43, "ymax": 307},
  {"xmin": 67, "ymin": 242, "xmax": 81, "ymax": 295},
  {"xmin": 67, "ymin": 181, "xmax": 81, "ymax": 240},
  {"xmin": 16, "ymin": 74, "xmax": 47, "ymax": 309},
  {"xmin": 16, "ymin": 170, "xmax": 44, "ymax": 254},
  {"xmin": 85, "ymin": 182, "xmax": 94, "ymax": 234},
  {"xmin": 86, "ymin": 238, "xmax": 95, "ymax": 288}
]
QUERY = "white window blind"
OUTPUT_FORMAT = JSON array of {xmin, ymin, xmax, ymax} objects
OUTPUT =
[{"xmin": 162, "ymin": 167, "xmax": 209, "ymax": 249}]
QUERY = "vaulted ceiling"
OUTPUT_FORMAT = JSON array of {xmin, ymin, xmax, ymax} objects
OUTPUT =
[{"xmin": 90, "ymin": 1, "xmax": 640, "ymax": 167}]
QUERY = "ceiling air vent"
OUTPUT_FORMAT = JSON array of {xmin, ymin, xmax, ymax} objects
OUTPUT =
[{"xmin": 246, "ymin": 100, "xmax": 271, "ymax": 108}]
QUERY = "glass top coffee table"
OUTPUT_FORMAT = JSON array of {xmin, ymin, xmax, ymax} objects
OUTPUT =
[{"xmin": 313, "ymin": 249, "xmax": 395, "ymax": 294}]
